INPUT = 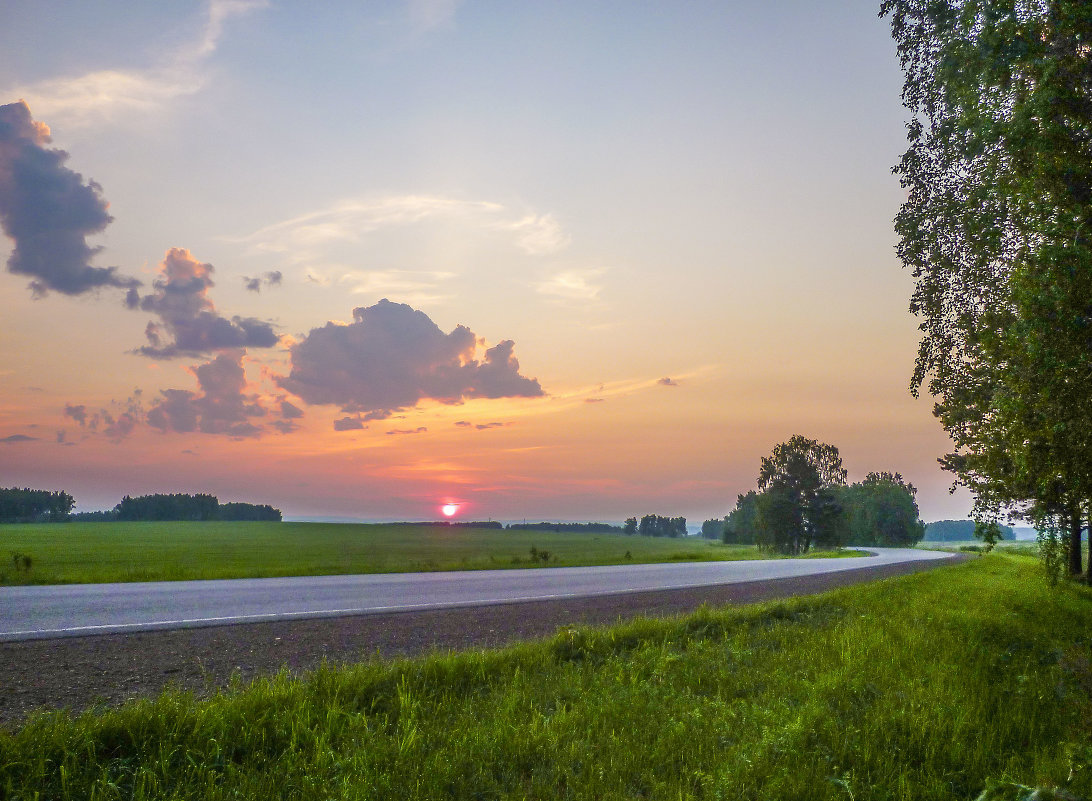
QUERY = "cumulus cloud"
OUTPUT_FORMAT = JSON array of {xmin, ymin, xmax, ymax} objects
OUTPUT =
[
  {"xmin": 243, "ymin": 270, "xmax": 282, "ymax": 292},
  {"xmin": 134, "ymin": 248, "xmax": 278, "ymax": 358},
  {"xmin": 0, "ymin": 101, "xmax": 140, "ymax": 296},
  {"xmin": 146, "ymin": 351, "xmax": 266, "ymax": 438},
  {"xmin": 276, "ymin": 299, "xmax": 543, "ymax": 419},
  {"xmin": 333, "ymin": 416, "xmax": 366, "ymax": 431},
  {"xmin": 386, "ymin": 426, "xmax": 427, "ymax": 436},
  {"xmin": 4, "ymin": 1, "xmax": 267, "ymax": 128},
  {"xmin": 63, "ymin": 403, "xmax": 88, "ymax": 425}
]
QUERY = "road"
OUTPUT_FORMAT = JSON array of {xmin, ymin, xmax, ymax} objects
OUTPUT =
[{"xmin": 0, "ymin": 547, "xmax": 956, "ymax": 641}]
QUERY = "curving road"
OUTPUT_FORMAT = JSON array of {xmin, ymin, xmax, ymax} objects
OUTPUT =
[{"xmin": 0, "ymin": 548, "xmax": 957, "ymax": 641}]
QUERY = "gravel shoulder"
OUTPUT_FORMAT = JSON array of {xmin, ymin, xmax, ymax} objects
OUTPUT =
[{"xmin": 0, "ymin": 556, "xmax": 965, "ymax": 727}]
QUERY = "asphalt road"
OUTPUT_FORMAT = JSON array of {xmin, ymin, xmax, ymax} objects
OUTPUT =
[{"xmin": 0, "ymin": 547, "xmax": 956, "ymax": 641}]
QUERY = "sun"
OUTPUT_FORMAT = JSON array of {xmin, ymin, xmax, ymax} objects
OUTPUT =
[{"xmin": 441, "ymin": 503, "xmax": 459, "ymax": 517}]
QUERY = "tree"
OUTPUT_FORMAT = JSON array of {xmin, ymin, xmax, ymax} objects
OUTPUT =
[
  {"xmin": 838, "ymin": 472, "xmax": 925, "ymax": 546},
  {"xmin": 754, "ymin": 436, "xmax": 848, "ymax": 554},
  {"xmin": 700, "ymin": 517, "xmax": 727, "ymax": 540},
  {"xmin": 724, "ymin": 491, "xmax": 759, "ymax": 544},
  {"xmin": 882, "ymin": 0, "xmax": 1092, "ymax": 578},
  {"xmin": 623, "ymin": 517, "xmax": 637, "ymax": 535}
]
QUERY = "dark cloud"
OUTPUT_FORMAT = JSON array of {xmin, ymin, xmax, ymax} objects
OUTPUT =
[
  {"xmin": 658, "ymin": 377, "xmax": 679, "ymax": 387},
  {"xmin": 386, "ymin": 426, "xmax": 427, "ymax": 436},
  {"xmin": 454, "ymin": 420, "xmax": 472, "ymax": 427},
  {"xmin": 135, "ymin": 248, "xmax": 279, "ymax": 358},
  {"xmin": 277, "ymin": 299, "xmax": 543, "ymax": 419},
  {"xmin": 333, "ymin": 416, "xmax": 366, "ymax": 431},
  {"xmin": 280, "ymin": 400, "xmax": 304, "ymax": 419},
  {"xmin": 64, "ymin": 403, "xmax": 87, "ymax": 425},
  {"xmin": 147, "ymin": 351, "xmax": 266, "ymax": 438},
  {"xmin": 585, "ymin": 398, "xmax": 605, "ymax": 404},
  {"xmin": 476, "ymin": 422, "xmax": 505, "ymax": 430},
  {"xmin": 0, "ymin": 433, "xmax": 37, "ymax": 443},
  {"xmin": 243, "ymin": 270, "xmax": 283, "ymax": 292},
  {"xmin": 0, "ymin": 101, "xmax": 140, "ymax": 296},
  {"xmin": 101, "ymin": 411, "xmax": 138, "ymax": 442}
]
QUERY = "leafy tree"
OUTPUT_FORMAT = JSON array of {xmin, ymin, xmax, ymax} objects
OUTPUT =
[
  {"xmin": 637, "ymin": 515, "xmax": 686, "ymax": 538},
  {"xmin": 0, "ymin": 487, "xmax": 74, "ymax": 522},
  {"xmin": 839, "ymin": 472, "xmax": 925, "ymax": 546},
  {"xmin": 882, "ymin": 0, "xmax": 1092, "ymax": 578},
  {"xmin": 700, "ymin": 517, "xmax": 727, "ymax": 540},
  {"xmin": 923, "ymin": 519, "xmax": 1013, "ymax": 542},
  {"xmin": 724, "ymin": 491, "xmax": 759, "ymax": 544},
  {"xmin": 754, "ymin": 436, "xmax": 847, "ymax": 554},
  {"xmin": 623, "ymin": 517, "xmax": 637, "ymax": 536}
]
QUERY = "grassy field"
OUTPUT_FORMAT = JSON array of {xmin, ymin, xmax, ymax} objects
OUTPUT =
[
  {"xmin": 1, "ymin": 554, "xmax": 1089, "ymax": 799},
  {"xmin": 0, "ymin": 522, "xmax": 860, "ymax": 585}
]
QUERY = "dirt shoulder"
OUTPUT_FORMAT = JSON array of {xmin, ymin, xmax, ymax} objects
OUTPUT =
[{"xmin": 0, "ymin": 556, "xmax": 965, "ymax": 727}]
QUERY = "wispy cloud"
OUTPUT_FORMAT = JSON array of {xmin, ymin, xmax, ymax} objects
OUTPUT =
[
  {"xmin": 406, "ymin": 0, "xmax": 461, "ymax": 33},
  {"xmin": 232, "ymin": 194, "xmax": 570, "ymax": 267},
  {"xmin": 536, "ymin": 269, "xmax": 605, "ymax": 302},
  {"xmin": 5, "ymin": 0, "xmax": 267, "ymax": 128}
]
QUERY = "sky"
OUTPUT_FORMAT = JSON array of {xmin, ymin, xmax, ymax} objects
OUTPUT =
[{"xmin": 0, "ymin": 0, "xmax": 975, "ymax": 524}]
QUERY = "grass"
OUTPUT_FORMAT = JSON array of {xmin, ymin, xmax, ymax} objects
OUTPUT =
[
  {"xmin": 2, "ymin": 554, "xmax": 1090, "ymax": 799},
  {"xmin": 0, "ymin": 522, "xmax": 858, "ymax": 585}
]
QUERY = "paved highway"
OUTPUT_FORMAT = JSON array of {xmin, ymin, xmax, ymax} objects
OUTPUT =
[{"xmin": 0, "ymin": 547, "xmax": 956, "ymax": 641}]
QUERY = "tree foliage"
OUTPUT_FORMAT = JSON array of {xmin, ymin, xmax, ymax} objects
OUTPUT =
[
  {"xmin": 755, "ymin": 436, "xmax": 848, "ymax": 555},
  {"xmin": 0, "ymin": 487, "xmax": 74, "ymax": 523},
  {"xmin": 838, "ymin": 472, "xmax": 926, "ymax": 547},
  {"xmin": 723, "ymin": 491, "xmax": 759, "ymax": 545},
  {"xmin": 637, "ymin": 515, "xmax": 687, "ymax": 538},
  {"xmin": 882, "ymin": 0, "xmax": 1092, "ymax": 577}
]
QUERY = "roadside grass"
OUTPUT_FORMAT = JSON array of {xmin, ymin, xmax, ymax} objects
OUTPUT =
[
  {"xmin": 2, "ymin": 554, "xmax": 1090, "ymax": 800},
  {"xmin": 0, "ymin": 523, "xmax": 852, "ymax": 585}
]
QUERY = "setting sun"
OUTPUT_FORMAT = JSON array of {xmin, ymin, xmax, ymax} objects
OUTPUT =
[{"xmin": 441, "ymin": 503, "xmax": 459, "ymax": 517}]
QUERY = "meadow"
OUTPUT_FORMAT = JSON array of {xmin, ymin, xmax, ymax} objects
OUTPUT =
[
  {"xmin": 0, "ymin": 522, "xmax": 858, "ymax": 585},
  {"xmin": 1, "ymin": 554, "xmax": 1088, "ymax": 799}
]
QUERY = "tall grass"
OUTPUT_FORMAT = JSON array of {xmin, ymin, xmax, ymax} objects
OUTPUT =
[{"xmin": 2, "ymin": 554, "xmax": 1089, "ymax": 799}]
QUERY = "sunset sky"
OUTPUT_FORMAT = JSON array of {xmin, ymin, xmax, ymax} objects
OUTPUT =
[{"xmin": 0, "ymin": 1, "xmax": 974, "ymax": 524}]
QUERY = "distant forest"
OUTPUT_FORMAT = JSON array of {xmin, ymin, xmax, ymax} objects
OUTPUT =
[
  {"xmin": 0, "ymin": 488, "xmax": 281, "ymax": 523},
  {"xmin": 921, "ymin": 519, "xmax": 1013, "ymax": 542}
]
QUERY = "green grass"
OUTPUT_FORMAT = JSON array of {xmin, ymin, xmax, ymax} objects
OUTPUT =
[
  {"xmin": 2, "ymin": 554, "xmax": 1090, "ymax": 799},
  {"xmin": 0, "ymin": 522, "xmax": 849, "ymax": 585}
]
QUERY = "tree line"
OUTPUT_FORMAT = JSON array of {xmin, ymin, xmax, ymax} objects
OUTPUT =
[
  {"xmin": 701, "ymin": 436, "xmax": 924, "ymax": 555},
  {"xmin": 0, "ymin": 488, "xmax": 281, "ymax": 523},
  {"xmin": 0, "ymin": 487, "xmax": 75, "ymax": 523}
]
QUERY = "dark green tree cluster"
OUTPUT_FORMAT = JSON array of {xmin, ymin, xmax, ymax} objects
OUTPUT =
[
  {"xmin": 837, "ymin": 472, "xmax": 926, "ymax": 547},
  {"xmin": 630, "ymin": 515, "xmax": 686, "ymax": 538},
  {"xmin": 717, "ymin": 439, "xmax": 924, "ymax": 554},
  {"xmin": 883, "ymin": 0, "xmax": 1092, "ymax": 580},
  {"xmin": 0, "ymin": 487, "xmax": 75, "ymax": 523},
  {"xmin": 114, "ymin": 494, "xmax": 282, "ymax": 522},
  {"xmin": 923, "ymin": 519, "xmax": 1013, "ymax": 542},
  {"xmin": 723, "ymin": 491, "xmax": 759, "ymax": 544},
  {"xmin": 506, "ymin": 522, "xmax": 622, "ymax": 533},
  {"xmin": 700, "ymin": 517, "xmax": 727, "ymax": 540}
]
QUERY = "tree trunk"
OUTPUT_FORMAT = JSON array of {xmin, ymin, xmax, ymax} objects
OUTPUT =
[
  {"xmin": 1068, "ymin": 503, "xmax": 1083, "ymax": 577},
  {"xmin": 1086, "ymin": 501, "xmax": 1091, "ymax": 584}
]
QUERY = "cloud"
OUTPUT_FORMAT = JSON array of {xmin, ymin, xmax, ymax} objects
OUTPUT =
[
  {"xmin": 585, "ymin": 398, "xmax": 605, "ymax": 404},
  {"xmin": 333, "ymin": 416, "xmax": 367, "ymax": 431},
  {"xmin": 280, "ymin": 400, "xmax": 303, "ymax": 419},
  {"xmin": 134, "ymin": 247, "xmax": 279, "ymax": 358},
  {"xmin": 536, "ymin": 269, "xmax": 605, "ymax": 302},
  {"xmin": 0, "ymin": 101, "xmax": 140, "ymax": 296},
  {"xmin": 146, "ymin": 351, "xmax": 267, "ymax": 438},
  {"xmin": 0, "ymin": 434, "xmax": 38, "ymax": 443},
  {"xmin": 243, "ymin": 270, "xmax": 283, "ymax": 292},
  {"xmin": 233, "ymin": 194, "xmax": 570, "ymax": 268},
  {"xmin": 386, "ymin": 426, "xmax": 428, "ymax": 436},
  {"xmin": 454, "ymin": 420, "xmax": 472, "ymax": 427},
  {"xmin": 475, "ymin": 422, "xmax": 506, "ymax": 430},
  {"xmin": 4, "ymin": 1, "xmax": 268, "ymax": 128},
  {"xmin": 64, "ymin": 403, "xmax": 88, "ymax": 425},
  {"xmin": 277, "ymin": 299, "xmax": 544, "ymax": 419},
  {"xmin": 658, "ymin": 377, "xmax": 680, "ymax": 387},
  {"xmin": 406, "ymin": 0, "xmax": 461, "ymax": 32}
]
